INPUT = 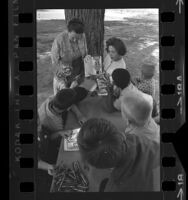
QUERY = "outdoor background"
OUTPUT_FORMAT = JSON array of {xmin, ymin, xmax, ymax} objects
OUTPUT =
[{"xmin": 37, "ymin": 9, "xmax": 159, "ymax": 108}]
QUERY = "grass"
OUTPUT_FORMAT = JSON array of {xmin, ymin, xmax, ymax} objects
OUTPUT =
[{"xmin": 37, "ymin": 18, "xmax": 159, "ymax": 107}]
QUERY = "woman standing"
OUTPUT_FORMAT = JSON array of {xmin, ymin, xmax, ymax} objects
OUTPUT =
[{"xmin": 51, "ymin": 18, "xmax": 88, "ymax": 94}]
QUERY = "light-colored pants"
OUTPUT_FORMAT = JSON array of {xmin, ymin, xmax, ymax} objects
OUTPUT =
[{"xmin": 53, "ymin": 76, "xmax": 67, "ymax": 95}]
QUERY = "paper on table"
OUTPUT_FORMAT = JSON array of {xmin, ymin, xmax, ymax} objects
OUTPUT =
[
  {"xmin": 64, "ymin": 128, "xmax": 80, "ymax": 151},
  {"xmin": 96, "ymin": 75, "xmax": 108, "ymax": 96},
  {"xmin": 84, "ymin": 56, "xmax": 96, "ymax": 77}
]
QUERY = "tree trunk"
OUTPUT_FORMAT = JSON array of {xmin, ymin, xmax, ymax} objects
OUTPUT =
[{"xmin": 65, "ymin": 9, "xmax": 105, "ymax": 59}]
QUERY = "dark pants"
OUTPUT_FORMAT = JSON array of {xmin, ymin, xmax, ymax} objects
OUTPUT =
[
  {"xmin": 39, "ymin": 135, "xmax": 61, "ymax": 165},
  {"xmin": 36, "ymin": 169, "xmax": 52, "ymax": 194}
]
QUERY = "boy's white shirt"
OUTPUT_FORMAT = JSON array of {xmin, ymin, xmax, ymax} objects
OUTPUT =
[
  {"xmin": 125, "ymin": 118, "xmax": 160, "ymax": 143},
  {"xmin": 113, "ymin": 83, "xmax": 153, "ymax": 111},
  {"xmin": 38, "ymin": 96, "xmax": 64, "ymax": 133}
]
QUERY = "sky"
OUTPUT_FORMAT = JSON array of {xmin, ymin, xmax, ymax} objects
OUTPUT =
[{"xmin": 37, "ymin": 9, "xmax": 159, "ymax": 21}]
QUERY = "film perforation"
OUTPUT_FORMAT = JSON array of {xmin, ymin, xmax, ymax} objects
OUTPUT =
[
  {"xmin": 161, "ymin": 12, "xmax": 175, "ymax": 22},
  {"xmin": 19, "ymin": 85, "xmax": 34, "ymax": 96},
  {"xmin": 161, "ymin": 84, "xmax": 176, "ymax": 95},
  {"xmin": 20, "ymin": 182, "xmax": 34, "ymax": 192},
  {"xmin": 161, "ymin": 109, "xmax": 175, "ymax": 119},
  {"xmin": 161, "ymin": 36, "xmax": 175, "ymax": 46},
  {"xmin": 20, "ymin": 158, "xmax": 34, "ymax": 168},
  {"xmin": 19, "ymin": 37, "xmax": 33, "ymax": 47},
  {"xmin": 19, "ymin": 13, "xmax": 33, "ymax": 23},
  {"xmin": 19, "ymin": 61, "xmax": 33, "ymax": 71},
  {"xmin": 19, "ymin": 110, "xmax": 33, "ymax": 120},
  {"xmin": 9, "ymin": 4, "xmax": 185, "ymax": 199},
  {"xmin": 20, "ymin": 134, "xmax": 34, "ymax": 144},
  {"xmin": 161, "ymin": 60, "xmax": 175, "ymax": 71},
  {"xmin": 162, "ymin": 133, "xmax": 175, "ymax": 143},
  {"xmin": 162, "ymin": 157, "xmax": 176, "ymax": 167},
  {"xmin": 162, "ymin": 180, "xmax": 176, "ymax": 191}
]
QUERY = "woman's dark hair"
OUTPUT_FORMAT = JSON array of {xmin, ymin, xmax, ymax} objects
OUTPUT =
[
  {"xmin": 106, "ymin": 37, "xmax": 127, "ymax": 56},
  {"xmin": 67, "ymin": 18, "xmax": 84, "ymax": 34},
  {"xmin": 77, "ymin": 118, "xmax": 125, "ymax": 169}
]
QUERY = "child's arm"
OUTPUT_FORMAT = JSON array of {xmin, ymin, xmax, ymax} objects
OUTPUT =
[
  {"xmin": 38, "ymin": 159, "xmax": 55, "ymax": 176},
  {"xmin": 113, "ymin": 97, "xmax": 122, "ymax": 111},
  {"xmin": 154, "ymin": 115, "xmax": 160, "ymax": 124},
  {"xmin": 70, "ymin": 104, "xmax": 87, "ymax": 125}
]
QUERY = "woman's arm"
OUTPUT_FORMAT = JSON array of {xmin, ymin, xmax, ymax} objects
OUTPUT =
[{"xmin": 113, "ymin": 98, "xmax": 122, "ymax": 111}]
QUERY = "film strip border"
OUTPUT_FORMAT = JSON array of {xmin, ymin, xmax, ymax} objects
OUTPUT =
[
  {"xmin": 9, "ymin": 2, "xmax": 185, "ymax": 200},
  {"xmin": 159, "ymin": 5, "xmax": 186, "ymax": 200}
]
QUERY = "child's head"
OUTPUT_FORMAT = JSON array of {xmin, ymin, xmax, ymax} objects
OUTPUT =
[
  {"xmin": 141, "ymin": 64, "xmax": 155, "ymax": 79},
  {"xmin": 51, "ymin": 89, "xmax": 76, "ymax": 112},
  {"xmin": 77, "ymin": 118, "xmax": 125, "ymax": 169},
  {"xmin": 121, "ymin": 92, "xmax": 152, "ymax": 127},
  {"xmin": 141, "ymin": 58, "xmax": 156, "ymax": 79},
  {"xmin": 112, "ymin": 68, "xmax": 131, "ymax": 90},
  {"xmin": 51, "ymin": 87, "xmax": 88, "ymax": 113}
]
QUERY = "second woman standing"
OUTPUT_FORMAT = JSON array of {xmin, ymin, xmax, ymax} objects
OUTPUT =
[{"xmin": 51, "ymin": 18, "xmax": 88, "ymax": 94}]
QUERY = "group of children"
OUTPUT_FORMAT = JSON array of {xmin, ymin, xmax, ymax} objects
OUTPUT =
[
  {"xmin": 109, "ymin": 59, "xmax": 160, "ymax": 143},
  {"xmin": 37, "ymin": 54, "xmax": 160, "ymax": 191}
]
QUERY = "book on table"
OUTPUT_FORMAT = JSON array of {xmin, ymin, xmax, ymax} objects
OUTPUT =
[{"xmin": 64, "ymin": 128, "xmax": 80, "ymax": 151}]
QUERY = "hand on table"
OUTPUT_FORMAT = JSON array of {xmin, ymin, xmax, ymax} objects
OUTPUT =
[
  {"xmin": 84, "ymin": 55, "xmax": 92, "ymax": 63},
  {"xmin": 113, "ymin": 87, "xmax": 121, "ymax": 98},
  {"xmin": 78, "ymin": 115, "xmax": 87, "ymax": 126},
  {"xmin": 47, "ymin": 164, "xmax": 55, "ymax": 176},
  {"xmin": 70, "ymin": 80, "xmax": 78, "ymax": 88}
]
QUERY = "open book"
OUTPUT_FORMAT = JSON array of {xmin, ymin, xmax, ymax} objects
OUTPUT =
[
  {"xmin": 64, "ymin": 128, "xmax": 80, "ymax": 151},
  {"xmin": 96, "ymin": 73, "xmax": 109, "ymax": 96},
  {"xmin": 84, "ymin": 56, "xmax": 102, "ymax": 77}
]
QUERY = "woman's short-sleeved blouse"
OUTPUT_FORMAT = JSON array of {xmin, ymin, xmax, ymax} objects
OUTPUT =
[
  {"xmin": 103, "ymin": 54, "xmax": 126, "ymax": 76},
  {"xmin": 51, "ymin": 30, "xmax": 87, "ymax": 78}
]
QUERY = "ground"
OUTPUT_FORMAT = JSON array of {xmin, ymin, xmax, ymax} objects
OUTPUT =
[{"xmin": 37, "ymin": 18, "xmax": 159, "ymax": 108}]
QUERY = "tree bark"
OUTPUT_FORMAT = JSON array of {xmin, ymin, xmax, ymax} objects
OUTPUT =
[{"xmin": 65, "ymin": 9, "xmax": 105, "ymax": 59}]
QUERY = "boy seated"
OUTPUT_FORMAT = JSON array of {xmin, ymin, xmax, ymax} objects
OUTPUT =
[
  {"xmin": 133, "ymin": 62, "xmax": 156, "ymax": 98},
  {"xmin": 38, "ymin": 87, "xmax": 88, "ymax": 133},
  {"xmin": 37, "ymin": 113, "xmax": 72, "ymax": 176},
  {"xmin": 77, "ymin": 118, "xmax": 160, "ymax": 192},
  {"xmin": 37, "ymin": 115, "xmax": 60, "ymax": 192},
  {"xmin": 133, "ymin": 60, "xmax": 159, "ymax": 118},
  {"xmin": 121, "ymin": 92, "xmax": 160, "ymax": 143},
  {"xmin": 111, "ymin": 68, "xmax": 153, "ymax": 111}
]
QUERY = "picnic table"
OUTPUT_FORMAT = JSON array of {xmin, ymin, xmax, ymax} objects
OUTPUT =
[{"xmin": 50, "ymin": 77, "xmax": 127, "ymax": 192}]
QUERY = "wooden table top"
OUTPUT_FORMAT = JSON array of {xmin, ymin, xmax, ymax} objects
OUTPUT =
[{"xmin": 50, "ymin": 78, "xmax": 127, "ymax": 192}]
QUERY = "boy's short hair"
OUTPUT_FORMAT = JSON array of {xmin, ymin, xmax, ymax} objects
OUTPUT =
[
  {"xmin": 106, "ymin": 37, "xmax": 127, "ymax": 56},
  {"xmin": 121, "ymin": 92, "xmax": 152, "ymax": 126},
  {"xmin": 67, "ymin": 18, "xmax": 84, "ymax": 34},
  {"xmin": 141, "ymin": 57, "xmax": 157, "ymax": 79},
  {"xmin": 51, "ymin": 89, "xmax": 76, "ymax": 110},
  {"xmin": 112, "ymin": 68, "xmax": 131, "ymax": 89},
  {"xmin": 141, "ymin": 64, "xmax": 156, "ymax": 79},
  {"xmin": 77, "ymin": 118, "xmax": 125, "ymax": 169}
]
